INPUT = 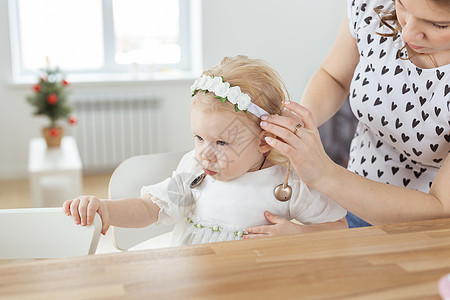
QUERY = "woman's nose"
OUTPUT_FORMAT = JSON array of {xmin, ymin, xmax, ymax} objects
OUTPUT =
[{"xmin": 402, "ymin": 16, "xmax": 425, "ymax": 42}]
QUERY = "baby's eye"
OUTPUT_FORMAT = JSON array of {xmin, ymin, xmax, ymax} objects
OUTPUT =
[
  {"xmin": 217, "ymin": 140, "xmax": 228, "ymax": 146},
  {"xmin": 194, "ymin": 135, "xmax": 204, "ymax": 142}
]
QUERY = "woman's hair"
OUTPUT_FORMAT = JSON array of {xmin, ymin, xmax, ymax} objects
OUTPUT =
[{"xmin": 192, "ymin": 55, "xmax": 290, "ymax": 167}]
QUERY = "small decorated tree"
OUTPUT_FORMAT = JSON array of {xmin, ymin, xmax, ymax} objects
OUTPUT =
[{"xmin": 27, "ymin": 67, "xmax": 77, "ymax": 147}]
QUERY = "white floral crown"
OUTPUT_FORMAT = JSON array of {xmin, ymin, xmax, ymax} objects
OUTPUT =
[{"xmin": 191, "ymin": 75, "xmax": 269, "ymax": 118}]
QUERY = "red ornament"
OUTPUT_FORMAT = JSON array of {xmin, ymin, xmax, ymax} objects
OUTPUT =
[
  {"xmin": 62, "ymin": 79, "xmax": 69, "ymax": 86},
  {"xmin": 33, "ymin": 84, "xmax": 41, "ymax": 92},
  {"xmin": 47, "ymin": 94, "xmax": 58, "ymax": 105},
  {"xmin": 50, "ymin": 128, "xmax": 59, "ymax": 137},
  {"xmin": 69, "ymin": 115, "xmax": 78, "ymax": 125}
]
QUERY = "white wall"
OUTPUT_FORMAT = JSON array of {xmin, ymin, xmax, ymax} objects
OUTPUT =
[{"xmin": 0, "ymin": 0, "xmax": 346, "ymax": 180}]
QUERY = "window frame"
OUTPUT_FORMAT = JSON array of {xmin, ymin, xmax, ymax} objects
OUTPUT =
[{"xmin": 7, "ymin": 0, "xmax": 198, "ymax": 82}]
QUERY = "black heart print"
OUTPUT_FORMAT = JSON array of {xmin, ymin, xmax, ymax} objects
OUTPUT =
[
  {"xmin": 392, "ymin": 167, "xmax": 399, "ymax": 175},
  {"xmin": 412, "ymin": 148, "xmax": 422, "ymax": 156},
  {"xmin": 419, "ymin": 97, "xmax": 426, "ymax": 106},
  {"xmin": 391, "ymin": 102, "xmax": 397, "ymax": 111},
  {"xmin": 402, "ymin": 84, "xmax": 410, "ymax": 94},
  {"xmin": 400, "ymin": 154, "xmax": 407, "ymax": 162},
  {"xmin": 394, "ymin": 66, "xmax": 403, "ymax": 75},
  {"xmin": 406, "ymin": 102, "xmax": 414, "ymax": 112},
  {"xmin": 434, "ymin": 107, "xmax": 441, "ymax": 117},
  {"xmin": 417, "ymin": 132, "xmax": 424, "ymax": 142},
  {"xmin": 401, "ymin": 133, "xmax": 409, "ymax": 142},
  {"xmin": 436, "ymin": 70, "xmax": 444, "ymax": 80}
]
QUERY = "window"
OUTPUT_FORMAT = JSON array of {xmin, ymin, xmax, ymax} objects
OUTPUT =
[{"xmin": 8, "ymin": 0, "xmax": 198, "ymax": 80}]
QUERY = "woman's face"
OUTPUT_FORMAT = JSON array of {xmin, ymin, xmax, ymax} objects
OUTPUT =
[{"xmin": 396, "ymin": 0, "xmax": 450, "ymax": 53}]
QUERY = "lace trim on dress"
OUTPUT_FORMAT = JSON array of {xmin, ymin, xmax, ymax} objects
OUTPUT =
[{"xmin": 186, "ymin": 216, "xmax": 248, "ymax": 237}]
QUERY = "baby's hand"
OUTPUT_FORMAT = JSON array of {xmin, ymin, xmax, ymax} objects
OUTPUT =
[{"xmin": 63, "ymin": 196, "xmax": 110, "ymax": 235}]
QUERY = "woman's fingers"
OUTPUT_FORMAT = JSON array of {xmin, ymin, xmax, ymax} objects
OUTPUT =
[
  {"xmin": 262, "ymin": 114, "xmax": 302, "ymax": 134},
  {"xmin": 283, "ymin": 101, "xmax": 316, "ymax": 129}
]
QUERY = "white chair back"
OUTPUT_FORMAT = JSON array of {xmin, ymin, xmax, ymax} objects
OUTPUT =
[
  {"xmin": 0, "ymin": 207, "xmax": 101, "ymax": 259},
  {"xmin": 109, "ymin": 150, "xmax": 188, "ymax": 250}
]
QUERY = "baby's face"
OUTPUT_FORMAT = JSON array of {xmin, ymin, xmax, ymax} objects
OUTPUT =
[{"xmin": 190, "ymin": 100, "xmax": 263, "ymax": 182}]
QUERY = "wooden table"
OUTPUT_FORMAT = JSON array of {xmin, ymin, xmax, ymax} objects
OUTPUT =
[{"xmin": 1, "ymin": 218, "xmax": 450, "ymax": 299}]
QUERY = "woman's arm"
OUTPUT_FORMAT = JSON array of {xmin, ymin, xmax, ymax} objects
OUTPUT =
[
  {"xmin": 261, "ymin": 102, "xmax": 450, "ymax": 225},
  {"xmin": 321, "ymin": 153, "xmax": 450, "ymax": 225},
  {"xmin": 300, "ymin": 15, "xmax": 359, "ymax": 126}
]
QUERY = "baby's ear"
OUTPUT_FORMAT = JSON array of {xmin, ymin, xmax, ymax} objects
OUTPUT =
[{"xmin": 258, "ymin": 130, "xmax": 275, "ymax": 153}]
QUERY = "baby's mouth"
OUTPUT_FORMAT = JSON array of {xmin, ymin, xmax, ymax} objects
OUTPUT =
[{"xmin": 203, "ymin": 169, "xmax": 217, "ymax": 176}]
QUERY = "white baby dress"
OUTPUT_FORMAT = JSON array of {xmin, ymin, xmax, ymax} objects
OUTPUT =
[{"xmin": 141, "ymin": 151, "xmax": 347, "ymax": 246}]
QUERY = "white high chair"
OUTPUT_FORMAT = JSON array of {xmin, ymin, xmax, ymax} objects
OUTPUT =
[
  {"xmin": 0, "ymin": 207, "xmax": 101, "ymax": 259},
  {"xmin": 109, "ymin": 150, "xmax": 188, "ymax": 251}
]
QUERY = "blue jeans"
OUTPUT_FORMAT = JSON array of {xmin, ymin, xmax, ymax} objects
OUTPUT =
[{"xmin": 346, "ymin": 211, "xmax": 372, "ymax": 228}]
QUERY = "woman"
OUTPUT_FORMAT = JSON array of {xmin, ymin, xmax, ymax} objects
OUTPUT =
[{"xmin": 245, "ymin": 0, "xmax": 449, "ymax": 236}]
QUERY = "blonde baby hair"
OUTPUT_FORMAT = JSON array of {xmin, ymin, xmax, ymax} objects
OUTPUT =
[{"xmin": 192, "ymin": 55, "xmax": 290, "ymax": 167}]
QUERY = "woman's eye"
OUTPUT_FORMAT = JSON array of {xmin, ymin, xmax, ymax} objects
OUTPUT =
[
  {"xmin": 431, "ymin": 23, "xmax": 448, "ymax": 29},
  {"xmin": 217, "ymin": 140, "xmax": 228, "ymax": 146},
  {"xmin": 195, "ymin": 135, "xmax": 204, "ymax": 142}
]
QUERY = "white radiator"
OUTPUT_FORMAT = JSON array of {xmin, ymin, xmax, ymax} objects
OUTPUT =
[{"xmin": 69, "ymin": 93, "xmax": 161, "ymax": 172}]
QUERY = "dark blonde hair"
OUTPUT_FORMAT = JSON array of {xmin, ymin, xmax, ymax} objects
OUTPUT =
[{"xmin": 192, "ymin": 55, "xmax": 290, "ymax": 166}]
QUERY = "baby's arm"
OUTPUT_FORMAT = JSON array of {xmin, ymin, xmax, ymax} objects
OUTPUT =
[
  {"xmin": 245, "ymin": 211, "xmax": 347, "ymax": 239},
  {"xmin": 62, "ymin": 193, "xmax": 160, "ymax": 235}
]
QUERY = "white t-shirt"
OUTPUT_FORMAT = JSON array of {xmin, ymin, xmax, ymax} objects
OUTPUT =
[
  {"xmin": 141, "ymin": 150, "xmax": 347, "ymax": 246},
  {"xmin": 347, "ymin": 0, "xmax": 449, "ymax": 192}
]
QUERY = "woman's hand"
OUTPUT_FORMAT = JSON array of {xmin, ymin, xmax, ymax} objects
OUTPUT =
[
  {"xmin": 244, "ymin": 211, "xmax": 304, "ymax": 239},
  {"xmin": 260, "ymin": 101, "xmax": 337, "ymax": 190},
  {"xmin": 63, "ymin": 195, "xmax": 110, "ymax": 235}
]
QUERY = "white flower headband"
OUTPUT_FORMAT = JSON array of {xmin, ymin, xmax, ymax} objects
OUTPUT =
[{"xmin": 191, "ymin": 75, "xmax": 269, "ymax": 118}]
